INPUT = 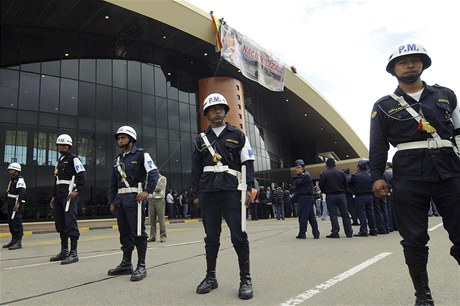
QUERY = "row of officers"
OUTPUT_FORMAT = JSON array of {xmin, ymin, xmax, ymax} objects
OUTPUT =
[{"xmin": 3, "ymin": 92, "xmax": 255, "ymax": 300}]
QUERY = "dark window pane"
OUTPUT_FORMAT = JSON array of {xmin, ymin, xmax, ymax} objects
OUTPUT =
[
  {"xmin": 154, "ymin": 66, "xmax": 166, "ymax": 97},
  {"xmin": 113, "ymin": 60, "xmax": 127, "ymax": 89},
  {"xmin": 79, "ymin": 117, "xmax": 95, "ymax": 131},
  {"xmin": 39, "ymin": 113, "xmax": 58, "ymax": 127},
  {"xmin": 21, "ymin": 62, "xmax": 40, "ymax": 73},
  {"xmin": 155, "ymin": 97, "xmax": 167, "ymax": 128},
  {"xmin": 169, "ymin": 141, "xmax": 181, "ymax": 171},
  {"xmin": 112, "ymin": 88, "xmax": 127, "ymax": 122},
  {"xmin": 127, "ymin": 61, "xmax": 141, "ymax": 92},
  {"xmin": 141, "ymin": 63, "xmax": 154, "ymax": 95},
  {"xmin": 42, "ymin": 61, "xmax": 60, "ymax": 76},
  {"xmin": 18, "ymin": 110, "xmax": 38, "ymax": 125},
  {"xmin": 18, "ymin": 72, "xmax": 39, "ymax": 111},
  {"xmin": 168, "ymin": 100, "xmax": 179, "ymax": 130},
  {"xmin": 80, "ymin": 59, "xmax": 96, "ymax": 83},
  {"xmin": 179, "ymin": 89, "xmax": 189, "ymax": 103},
  {"xmin": 156, "ymin": 138, "xmax": 169, "ymax": 172},
  {"xmin": 39, "ymin": 75, "xmax": 59, "ymax": 113},
  {"xmin": 142, "ymin": 137, "xmax": 157, "ymax": 163},
  {"xmin": 142, "ymin": 94, "xmax": 155, "ymax": 126},
  {"xmin": 0, "ymin": 109, "xmax": 17, "ymax": 123},
  {"xmin": 78, "ymin": 81, "xmax": 95, "ymax": 117},
  {"xmin": 97, "ymin": 59, "xmax": 112, "ymax": 86},
  {"xmin": 59, "ymin": 114, "xmax": 77, "ymax": 128},
  {"xmin": 96, "ymin": 85, "xmax": 112, "ymax": 120},
  {"xmin": 179, "ymin": 102, "xmax": 190, "ymax": 131},
  {"xmin": 168, "ymin": 129, "xmax": 180, "ymax": 141},
  {"xmin": 167, "ymin": 83, "xmax": 178, "ymax": 100},
  {"xmin": 61, "ymin": 59, "xmax": 78, "ymax": 79},
  {"xmin": 127, "ymin": 91, "xmax": 141, "ymax": 125},
  {"xmin": 0, "ymin": 69, "xmax": 19, "ymax": 108},
  {"xmin": 60, "ymin": 78, "xmax": 78, "ymax": 115}
]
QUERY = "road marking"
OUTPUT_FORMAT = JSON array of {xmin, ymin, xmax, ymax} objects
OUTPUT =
[
  {"xmin": 428, "ymin": 222, "xmax": 443, "ymax": 232},
  {"xmin": 2, "ymin": 241, "xmax": 203, "ymax": 271},
  {"xmin": 280, "ymin": 252, "xmax": 392, "ymax": 306}
]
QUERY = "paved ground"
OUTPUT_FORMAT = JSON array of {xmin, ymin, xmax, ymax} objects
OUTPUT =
[{"xmin": 1, "ymin": 217, "xmax": 459, "ymax": 305}]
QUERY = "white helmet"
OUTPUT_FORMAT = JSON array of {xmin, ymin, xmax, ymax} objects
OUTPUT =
[
  {"xmin": 56, "ymin": 134, "xmax": 73, "ymax": 147},
  {"xmin": 203, "ymin": 93, "xmax": 230, "ymax": 113},
  {"xmin": 115, "ymin": 125, "xmax": 137, "ymax": 142},
  {"xmin": 7, "ymin": 162, "xmax": 21, "ymax": 172},
  {"xmin": 386, "ymin": 42, "xmax": 431, "ymax": 73}
]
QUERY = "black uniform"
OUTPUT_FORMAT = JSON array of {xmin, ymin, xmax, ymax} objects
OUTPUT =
[
  {"xmin": 319, "ymin": 165, "xmax": 353, "ymax": 237},
  {"xmin": 53, "ymin": 152, "xmax": 85, "ymax": 252},
  {"xmin": 4, "ymin": 174, "xmax": 26, "ymax": 248},
  {"xmin": 349, "ymin": 169, "xmax": 376, "ymax": 236},
  {"xmin": 108, "ymin": 145, "xmax": 159, "ymax": 271},
  {"xmin": 369, "ymin": 83, "xmax": 460, "ymax": 266},
  {"xmin": 192, "ymin": 123, "xmax": 254, "ymax": 297},
  {"xmin": 292, "ymin": 170, "xmax": 319, "ymax": 239}
]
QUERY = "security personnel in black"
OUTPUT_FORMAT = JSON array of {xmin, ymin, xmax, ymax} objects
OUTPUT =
[
  {"xmin": 292, "ymin": 159, "xmax": 319, "ymax": 239},
  {"xmin": 3, "ymin": 163, "xmax": 26, "ymax": 250},
  {"xmin": 192, "ymin": 93, "xmax": 255, "ymax": 300},
  {"xmin": 49, "ymin": 134, "xmax": 85, "ymax": 265},
  {"xmin": 319, "ymin": 158, "xmax": 353, "ymax": 238},
  {"xmin": 369, "ymin": 42, "xmax": 460, "ymax": 306},
  {"xmin": 108, "ymin": 126, "xmax": 159, "ymax": 282},
  {"xmin": 348, "ymin": 160, "xmax": 377, "ymax": 237}
]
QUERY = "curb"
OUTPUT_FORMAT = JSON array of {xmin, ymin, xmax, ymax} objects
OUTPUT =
[{"xmin": 0, "ymin": 218, "xmax": 202, "ymax": 238}]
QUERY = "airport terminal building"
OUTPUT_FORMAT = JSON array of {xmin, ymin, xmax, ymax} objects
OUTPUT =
[{"xmin": 0, "ymin": 0, "xmax": 368, "ymax": 220}]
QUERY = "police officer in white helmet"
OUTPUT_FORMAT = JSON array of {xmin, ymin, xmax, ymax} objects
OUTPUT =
[
  {"xmin": 108, "ymin": 126, "xmax": 159, "ymax": 281},
  {"xmin": 49, "ymin": 134, "xmax": 86, "ymax": 264},
  {"xmin": 369, "ymin": 42, "xmax": 460, "ymax": 306},
  {"xmin": 192, "ymin": 93, "xmax": 255, "ymax": 300},
  {"xmin": 3, "ymin": 163, "xmax": 26, "ymax": 250}
]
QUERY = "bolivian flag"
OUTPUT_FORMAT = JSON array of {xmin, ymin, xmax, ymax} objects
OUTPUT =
[{"xmin": 211, "ymin": 13, "xmax": 222, "ymax": 53}]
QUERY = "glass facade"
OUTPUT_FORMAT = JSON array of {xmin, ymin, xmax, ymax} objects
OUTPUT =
[{"xmin": 0, "ymin": 59, "xmax": 198, "ymax": 220}]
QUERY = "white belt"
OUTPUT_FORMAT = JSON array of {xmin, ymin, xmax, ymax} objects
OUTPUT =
[
  {"xmin": 203, "ymin": 165, "xmax": 241, "ymax": 177},
  {"xmin": 56, "ymin": 179, "xmax": 73, "ymax": 185},
  {"xmin": 118, "ymin": 187, "xmax": 140, "ymax": 194},
  {"xmin": 8, "ymin": 194, "xmax": 18, "ymax": 199},
  {"xmin": 397, "ymin": 139, "xmax": 454, "ymax": 151}
]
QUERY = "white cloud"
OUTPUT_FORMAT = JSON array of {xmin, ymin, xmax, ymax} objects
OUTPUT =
[{"xmin": 187, "ymin": 0, "xmax": 460, "ymax": 159}]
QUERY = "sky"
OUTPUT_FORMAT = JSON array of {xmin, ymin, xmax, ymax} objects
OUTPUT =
[{"xmin": 186, "ymin": 0, "xmax": 460, "ymax": 160}]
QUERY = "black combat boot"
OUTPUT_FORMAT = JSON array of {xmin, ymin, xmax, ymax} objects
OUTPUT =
[
  {"xmin": 3, "ymin": 236, "xmax": 16, "ymax": 248},
  {"xmin": 131, "ymin": 246, "xmax": 147, "ymax": 281},
  {"xmin": 8, "ymin": 237, "xmax": 22, "ymax": 250},
  {"xmin": 238, "ymin": 259, "xmax": 253, "ymax": 300},
  {"xmin": 51, "ymin": 236, "xmax": 69, "ymax": 261},
  {"xmin": 196, "ymin": 257, "xmax": 218, "ymax": 294},
  {"xmin": 50, "ymin": 249, "xmax": 69, "ymax": 261},
  {"xmin": 108, "ymin": 252, "xmax": 133, "ymax": 276},
  {"xmin": 409, "ymin": 266, "xmax": 434, "ymax": 306},
  {"xmin": 61, "ymin": 250, "xmax": 78, "ymax": 264}
]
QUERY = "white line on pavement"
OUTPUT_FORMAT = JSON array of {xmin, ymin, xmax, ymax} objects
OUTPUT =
[
  {"xmin": 280, "ymin": 252, "xmax": 392, "ymax": 306},
  {"xmin": 428, "ymin": 222, "xmax": 443, "ymax": 232}
]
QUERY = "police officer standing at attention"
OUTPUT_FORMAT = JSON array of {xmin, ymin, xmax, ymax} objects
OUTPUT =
[
  {"xmin": 348, "ymin": 160, "xmax": 377, "ymax": 237},
  {"xmin": 319, "ymin": 158, "xmax": 353, "ymax": 238},
  {"xmin": 292, "ymin": 159, "xmax": 319, "ymax": 239},
  {"xmin": 108, "ymin": 126, "xmax": 159, "ymax": 282},
  {"xmin": 3, "ymin": 163, "xmax": 26, "ymax": 250},
  {"xmin": 192, "ymin": 93, "xmax": 255, "ymax": 300},
  {"xmin": 369, "ymin": 42, "xmax": 460, "ymax": 306},
  {"xmin": 49, "ymin": 134, "xmax": 86, "ymax": 264}
]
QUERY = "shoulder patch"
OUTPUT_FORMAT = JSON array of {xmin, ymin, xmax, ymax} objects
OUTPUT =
[
  {"xmin": 371, "ymin": 111, "xmax": 377, "ymax": 119},
  {"xmin": 226, "ymin": 138, "xmax": 239, "ymax": 145}
]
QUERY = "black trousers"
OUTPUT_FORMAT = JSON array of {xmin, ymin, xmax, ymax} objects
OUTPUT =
[
  {"xmin": 115, "ymin": 193, "xmax": 147, "ymax": 254},
  {"xmin": 200, "ymin": 190, "xmax": 249, "ymax": 261},
  {"xmin": 7, "ymin": 199, "xmax": 24, "ymax": 238},
  {"xmin": 54, "ymin": 194, "xmax": 80, "ymax": 239},
  {"xmin": 392, "ymin": 177, "xmax": 460, "ymax": 266}
]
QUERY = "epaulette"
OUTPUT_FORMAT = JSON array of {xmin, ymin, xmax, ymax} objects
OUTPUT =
[{"xmin": 136, "ymin": 148, "xmax": 145, "ymax": 152}]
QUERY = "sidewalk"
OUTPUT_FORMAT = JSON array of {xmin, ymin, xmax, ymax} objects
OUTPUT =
[{"xmin": 0, "ymin": 218, "xmax": 201, "ymax": 237}]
